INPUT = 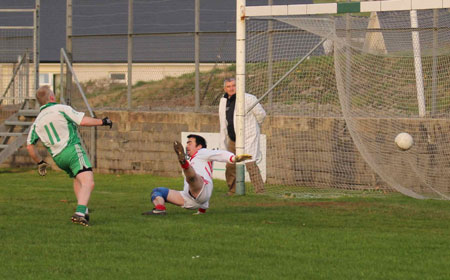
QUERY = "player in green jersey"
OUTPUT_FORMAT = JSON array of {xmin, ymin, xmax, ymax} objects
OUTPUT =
[{"xmin": 27, "ymin": 86, "xmax": 112, "ymax": 226}]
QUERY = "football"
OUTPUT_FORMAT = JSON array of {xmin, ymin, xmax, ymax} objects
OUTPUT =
[{"xmin": 395, "ymin": 132, "xmax": 414, "ymax": 151}]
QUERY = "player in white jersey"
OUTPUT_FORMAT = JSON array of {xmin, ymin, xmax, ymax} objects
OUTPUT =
[
  {"xmin": 26, "ymin": 86, "xmax": 113, "ymax": 226},
  {"xmin": 142, "ymin": 134, "xmax": 251, "ymax": 215}
]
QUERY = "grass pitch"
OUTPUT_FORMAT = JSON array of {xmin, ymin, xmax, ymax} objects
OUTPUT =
[{"xmin": 0, "ymin": 168, "xmax": 449, "ymax": 279}]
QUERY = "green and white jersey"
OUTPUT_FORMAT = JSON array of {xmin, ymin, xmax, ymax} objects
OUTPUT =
[{"xmin": 27, "ymin": 103, "xmax": 85, "ymax": 157}]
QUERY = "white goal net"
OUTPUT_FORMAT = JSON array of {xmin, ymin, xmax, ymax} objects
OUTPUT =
[{"xmin": 247, "ymin": 9, "xmax": 450, "ymax": 199}]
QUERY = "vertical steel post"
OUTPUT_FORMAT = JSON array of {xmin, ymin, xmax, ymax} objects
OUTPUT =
[
  {"xmin": 18, "ymin": 55, "xmax": 23, "ymax": 103},
  {"xmin": 194, "ymin": 0, "xmax": 200, "ymax": 111},
  {"xmin": 127, "ymin": 0, "xmax": 133, "ymax": 110},
  {"xmin": 60, "ymin": 49, "xmax": 65, "ymax": 104},
  {"xmin": 34, "ymin": 0, "xmax": 40, "ymax": 109},
  {"xmin": 11, "ymin": 62, "xmax": 15, "ymax": 104},
  {"xmin": 66, "ymin": 0, "xmax": 72, "ymax": 105},
  {"xmin": 34, "ymin": 0, "xmax": 40, "ymax": 91},
  {"xmin": 25, "ymin": 51, "xmax": 29, "ymax": 104}
]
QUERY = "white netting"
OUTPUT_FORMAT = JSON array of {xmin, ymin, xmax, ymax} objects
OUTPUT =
[{"xmin": 247, "ymin": 9, "xmax": 450, "ymax": 199}]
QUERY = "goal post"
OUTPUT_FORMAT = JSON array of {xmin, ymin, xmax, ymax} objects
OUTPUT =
[
  {"xmin": 237, "ymin": 0, "xmax": 450, "ymax": 199},
  {"xmin": 236, "ymin": 0, "xmax": 246, "ymax": 195}
]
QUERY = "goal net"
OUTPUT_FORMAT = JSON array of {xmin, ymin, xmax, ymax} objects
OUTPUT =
[{"xmin": 246, "ymin": 9, "xmax": 450, "ymax": 199}]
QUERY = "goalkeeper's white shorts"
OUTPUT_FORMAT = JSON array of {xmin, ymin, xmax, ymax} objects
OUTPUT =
[{"xmin": 179, "ymin": 180, "xmax": 212, "ymax": 210}]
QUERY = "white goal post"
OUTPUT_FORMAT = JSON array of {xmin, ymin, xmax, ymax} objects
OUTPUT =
[{"xmin": 236, "ymin": 0, "xmax": 450, "ymax": 199}]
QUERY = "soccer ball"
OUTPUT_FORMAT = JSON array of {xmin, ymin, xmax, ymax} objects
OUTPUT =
[{"xmin": 395, "ymin": 132, "xmax": 414, "ymax": 151}]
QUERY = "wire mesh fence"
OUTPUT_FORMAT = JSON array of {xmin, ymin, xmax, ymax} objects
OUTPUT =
[{"xmin": 0, "ymin": 15, "xmax": 36, "ymax": 106}]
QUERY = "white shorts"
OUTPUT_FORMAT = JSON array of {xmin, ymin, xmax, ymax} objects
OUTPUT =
[{"xmin": 179, "ymin": 181, "xmax": 213, "ymax": 210}]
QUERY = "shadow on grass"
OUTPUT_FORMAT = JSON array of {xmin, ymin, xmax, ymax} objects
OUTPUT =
[{"xmin": 0, "ymin": 167, "xmax": 34, "ymax": 174}]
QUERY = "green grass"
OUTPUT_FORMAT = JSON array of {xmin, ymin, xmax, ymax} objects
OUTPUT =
[{"xmin": 1, "ymin": 168, "xmax": 449, "ymax": 279}]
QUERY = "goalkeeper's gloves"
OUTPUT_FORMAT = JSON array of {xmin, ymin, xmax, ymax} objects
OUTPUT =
[
  {"xmin": 233, "ymin": 154, "xmax": 252, "ymax": 163},
  {"xmin": 37, "ymin": 160, "xmax": 49, "ymax": 176},
  {"xmin": 102, "ymin": 117, "xmax": 113, "ymax": 128}
]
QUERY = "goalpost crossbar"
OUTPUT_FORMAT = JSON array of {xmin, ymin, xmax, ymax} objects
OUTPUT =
[{"xmin": 245, "ymin": 0, "xmax": 450, "ymax": 17}]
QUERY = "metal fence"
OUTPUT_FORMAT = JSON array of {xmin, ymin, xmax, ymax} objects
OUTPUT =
[
  {"xmin": 66, "ymin": 0, "xmax": 239, "ymax": 112},
  {"xmin": 0, "ymin": 5, "xmax": 39, "ymax": 106}
]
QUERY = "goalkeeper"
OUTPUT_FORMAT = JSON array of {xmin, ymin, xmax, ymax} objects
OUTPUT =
[
  {"xmin": 26, "ymin": 86, "xmax": 113, "ymax": 226},
  {"xmin": 142, "ymin": 134, "xmax": 251, "ymax": 215}
]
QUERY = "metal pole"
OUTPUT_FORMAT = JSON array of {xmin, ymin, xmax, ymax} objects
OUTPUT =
[
  {"xmin": 34, "ymin": 0, "xmax": 40, "ymax": 109},
  {"xmin": 432, "ymin": 9, "xmax": 438, "ymax": 115},
  {"xmin": 60, "ymin": 49, "xmax": 65, "ymax": 104},
  {"xmin": 18, "ymin": 55, "xmax": 23, "ymax": 103},
  {"xmin": 194, "ymin": 0, "xmax": 200, "ymax": 111},
  {"xmin": 410, "ymin": 10, "xmax": 426, "ymax": 117},
  {"xmin": 25, "ymin": 51, "xmax": 29, "ymax": 105},
  {"xmin": 345, "ymin": 1, "xmax": 352, "ymax": 112},
  {"xmin": 66, "ymin": 0, "xmax": 73, "ymax": 105},
  {"xmin": 127, "ymin": 0, "xmax": 133, "ymax": 110},
  {"xmin": 246, "ymin": 37, "xmax": 328, "ymax": 114},
  {"xmin": 90, "ymin": 126, "xmax": 96, "ymax": 168},
  {"xmin": 236, "ymin": 0, "xmax": 246, "ymax": 195},
  {"xmin": 11, "ymin": 62, "xmax": 15, "ymax": 104},
  {"xmin": 267, "ymin": 0, "xmax": 273, "ymax": 113},
  {"xmin": 61, "ymin": 49, "xmax": 95, "ymax": 117}
]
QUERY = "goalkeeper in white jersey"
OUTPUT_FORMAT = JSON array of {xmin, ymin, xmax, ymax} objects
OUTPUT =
[
  {"xmin": 26, "ymin": 86, "xmax": 113, "ymax": 226},
  {"xmin": 142, "ymin": 134, "xmax": 251, "ymax": 215}
]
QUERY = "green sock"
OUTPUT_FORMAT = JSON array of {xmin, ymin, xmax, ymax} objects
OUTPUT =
[{"xmin": 76, "ymin": 205, "xmax": 87, "ymax": 215}]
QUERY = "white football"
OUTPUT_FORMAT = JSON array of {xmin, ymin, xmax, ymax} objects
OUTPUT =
[{"xmin": 395, "ymin": 132, "xmax": 414, "ymax": 151}]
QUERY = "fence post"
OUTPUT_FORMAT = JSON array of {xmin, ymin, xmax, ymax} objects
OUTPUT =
[
  {"xmin": 66, "ymin": 0, "xmax": 72, "ymax": 105},
  {"xmin": 194, "ymin": 0, "xmax": 200, "ymax": 111},
  {"xmin": 128, "ymin": 0, "xmax": 133, "ymax": 110}
]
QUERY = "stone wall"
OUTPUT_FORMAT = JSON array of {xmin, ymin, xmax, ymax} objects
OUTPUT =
[
  {"xmin": 6, "ymin": 110, "xmax": 450, "ymax": 195},
  {"xmin": 2, "ymin": 110, "xmax": 380, "ymax": 189}
]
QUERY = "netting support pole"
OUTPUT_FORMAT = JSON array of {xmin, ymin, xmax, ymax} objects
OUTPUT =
[
  {"xmin": 432, "ymin": 9, "xmax": 438, "ymax": 115},
  {"xmin": 236, "ymin": 0, "xmax": 246, "ymax": 195},
  {"xmin": 410, "ymin": 10, "xmax": 426, "ymax": 117},
  {"xmin": 246, "ymin": 36, "xmax": 328, "ymax": 114},
  {"xmin": 267, "ymin": 0, "xmax": 274, "ymax": 113},
  {"xmin": 127, "ymin": 0, "xmax": 133, "ymax": 110}
]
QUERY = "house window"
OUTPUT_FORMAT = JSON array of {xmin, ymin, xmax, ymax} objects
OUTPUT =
[
  {"xmin": 110, "ymin": 73, "xmax": 126, "ymax": 84},
  {"xmin": 39, "ymin": 73, "xmax": 49, "ymax": 85},
  {"xmin": 39, "ymin": 73, "xmax": 54, "ymax": 90}
]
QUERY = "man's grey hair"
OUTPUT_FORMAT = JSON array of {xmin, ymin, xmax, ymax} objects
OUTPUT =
[{"xmin": 223, "ymin": 77, "xmax": 235, "ymax": 87}]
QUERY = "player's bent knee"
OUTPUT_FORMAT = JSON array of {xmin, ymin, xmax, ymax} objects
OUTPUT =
[{"xmin": 151, "ymin": 187, "xmax": 169, "ymax": 202}]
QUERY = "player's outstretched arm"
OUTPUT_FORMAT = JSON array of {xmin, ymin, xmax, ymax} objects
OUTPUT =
[
  {"xmin": 233, "ymin": 154, "xmax": 252, "ymax": 162},
  {"xmin": 199, "ymin": 150, "xmax": 251, "ymax": 163},
  {"xmin": 80, "ymin": 116, "xmax": 113, "ymax": 128}
]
